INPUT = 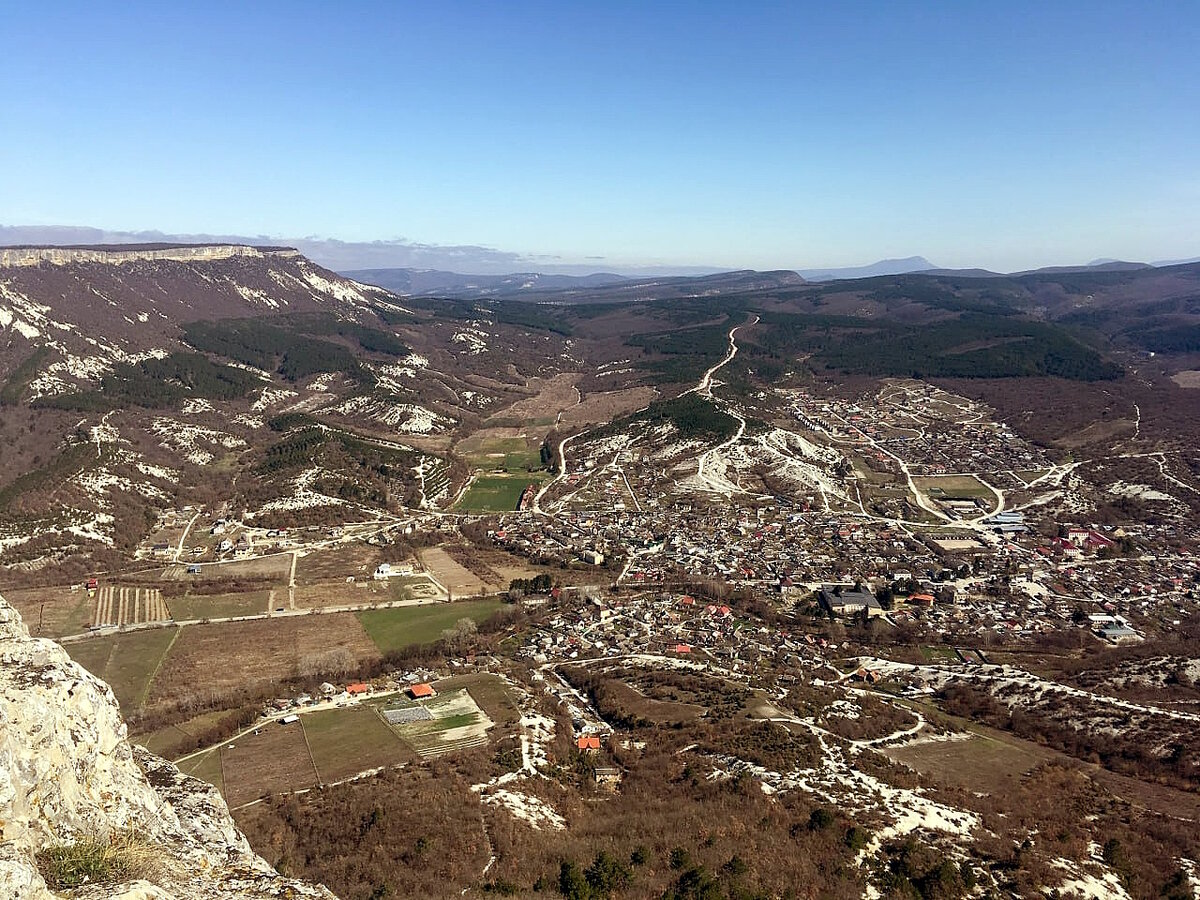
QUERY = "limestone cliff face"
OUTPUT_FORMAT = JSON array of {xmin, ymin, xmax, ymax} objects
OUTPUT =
[
  {"xmin": 0, "ymin": 245, "xmax": 301, "ymax": 267},
  {"xmin": 0, "ymin": 596, "xmax": 337, "ymax": 900}
]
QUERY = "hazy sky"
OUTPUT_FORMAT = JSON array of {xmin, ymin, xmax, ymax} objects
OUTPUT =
[{"xmin": 2, "ymin": 1, "xmax": 1198, "ymax": 272}]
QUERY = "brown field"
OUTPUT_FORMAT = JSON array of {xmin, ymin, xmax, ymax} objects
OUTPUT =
[
  {"xmin": 1057, "ymin": 417, "xmax": 1136, "ymax": 448},
  {"xmin": 220, "ymin": 722, "xmax": 318, "ymax": 807},
  {"xmin": 419, "ymin": 546, "xmax": 492, "ymax": 596},
  {"xmin": 558, "ymin": 386, "xmax": 658, "ymax": 429},
  {"xmin": 1170, "ymin": 370, "xmax": 1200, "ymax": 389},
  {"xmin": 163, "ymin": 589, "xmax": 264, "ymax": 621},
  {"xmin": 302, "ymin": 705, "xmax": 415, "ymax": 783},
  {"xmin": 293, "ymin": 543, "xmax": 383, "ymax": 583},
  {"xmin": 162, "ymin": 553, "xmax": 292, "ymax": 582},
  {"xmin": 884, "ymin": 732, "xmax": 1051, "ymax": 794},
  {"xmin": 2, "ymin": 585, "xmax": 94, "ymax": 638},
  {"xmin": 602, "ymin": 678, "xmax": 705, "ymax": 724},
  {"xmin": 145, "ymin": 613, "xmax": 379, "ymax": 711},
  {"xmin": 292, "ymin": 580, "xmax": 394, "ymax": 609},
  {"xmin": 887, "ymin": 716, "xmax": 1200, "ymax": 823},
  {"xmin": 486, "ymin": 373, "xmax": 580, "ymax": 427}
]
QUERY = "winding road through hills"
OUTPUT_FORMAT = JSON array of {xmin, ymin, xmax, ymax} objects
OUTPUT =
[{"xmin": 691, "ymin": 316, "xmax": 758, "ymax": 492}]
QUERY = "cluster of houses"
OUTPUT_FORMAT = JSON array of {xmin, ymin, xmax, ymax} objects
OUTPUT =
[
  {"xmin": 788, "ymin": 386, "xmax": 1052, "ymax": 478},
  {"xmin": 519, "ymin": 590, "xmax": 831, "ymax": 680},
  {"xmin": 269, "ymin": 669, "xmax": 443, "ymax": 719},
  {"xmin": 496, "ymin": 494, "xmax": 1197, "ymax": 647}
]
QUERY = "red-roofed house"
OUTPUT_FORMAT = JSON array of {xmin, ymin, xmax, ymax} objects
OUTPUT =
[
  {"xmin": 577, "ymin": 735, "xmax": 601, "ymax": 752},
  {"xmin": 347, "ymin": 683, "xmax": 370, "ymax": 695},
  {"xmin": 409, "ymin": 683, "xmax": 436, "ymax": 699}
]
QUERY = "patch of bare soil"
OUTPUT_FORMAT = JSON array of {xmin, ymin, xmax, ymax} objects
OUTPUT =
[
  {"xmin": 487, "ymin": 373, "xmax": 581, "ymax": 425},
  {"xmin": 559, "ymin": 386, "xmax": 658, "ymax": 429}
]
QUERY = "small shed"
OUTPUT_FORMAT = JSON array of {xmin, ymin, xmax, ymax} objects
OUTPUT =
[{"xmin": 594, "ymin": 766, "xmax": 622, "ymax": 790}]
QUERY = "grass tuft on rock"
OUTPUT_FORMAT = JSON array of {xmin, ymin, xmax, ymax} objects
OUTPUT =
[{"xmin": 37, "ymin": 830, "xmax": 164, "ymax": 890}]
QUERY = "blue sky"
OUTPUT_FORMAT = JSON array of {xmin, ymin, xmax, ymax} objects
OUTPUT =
[{"xmin": 2, "ymin": 1, "xmax": 1198, "ymax": 272}]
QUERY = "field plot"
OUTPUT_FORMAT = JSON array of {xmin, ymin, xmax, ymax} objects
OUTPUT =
[
  {"xmin": 301, "ymin": 704, "xmax": 414, "ymax": 783},
  {"xmin": 163, "ymin": 553, "xmax": 292, "ymax": 582},
  {"xmin": 458, "ymin": 427, "xmax": 545, "ymax": 473},
  {"xmin": 177, "ymin": 748, "xmax": 224, "ymax": 794},
  {"xmin": 220, "ymin": 722, "xmax": 318, "ymax": 807},
  {"xmin": 419, "ymin": 546, "xmax": 496, "ymax": 595},
  {"xmin": 381, "ymin": 688, "xmax": 493, "ymax": 757},
  {"xmin": 454, "ymin": 474, "xmax": 547, "ymax": 512},
  {"xmin": 558, "ymin": 386, "xmax": 657, "ymax": 429},
  {"xmin": 66, "ymin": 626, "xmax": 180, "ymax": 711},
  {"xmin": 146, "ymin": 614, "xmax": 378, "ymax": 711},
  {"xmin": 91, "ymin": 585, "xmax": 169, "ymax": 627},
  {"xmin": 134, "ymin": 708, "xmax": 240, "ymax": 760},
  {"xmin": 434, "ymin": 673, "xmax": 521, "ymax": 730},
  {"xmin": 597, "ymin": 679, "xmax": 704, "ymax": 724},
  {"xmin": 486, "ymin": 374, "xmax": 580, "ymax": 428},
  {"xmin": 884, "ymin": 732, "xmax": 1052, "ymax": 795},
  {"xmin": 913, "ymin": 474, "xmax": 995, "ymax": 499},
  {"xmin": 2, "ymin": 586, "xmax": 93, "ymax": 638},
  {"xmin": 293, "ymin": 543, "xmax": 383, "ymax": 583},
  {"xmin": 163, "ymin": 590, "xmax": 267, "ymax": 621},
  {"xmin": 357, "ymin": 598, "xmax": 505, "ymax": 654}
]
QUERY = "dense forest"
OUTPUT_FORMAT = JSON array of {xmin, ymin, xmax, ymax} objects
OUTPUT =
[
  {"xmin": 181, "ymin": 316, "xmax": 385, "ymax": 386},
  {"xmin": 814, "ymin": 313, "xmax": 1123, "ymax": 381},
  {"xmin": 633, "ymin": 394, "xmax": 739, "ymax": 442},
  {"xmin": 34, "ymin": 352, "xmax": 260, "ymax": 411}
]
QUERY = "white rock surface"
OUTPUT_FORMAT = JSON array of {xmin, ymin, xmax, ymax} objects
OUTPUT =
[{"xmin": 0, "ymin": 595, "xmax": 336, "ymax": 899}]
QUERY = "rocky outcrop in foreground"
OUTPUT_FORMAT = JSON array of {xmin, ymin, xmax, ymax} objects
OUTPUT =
[{"xmin": 0, "ymin": 595, "xmax": 336, "ymax": 899}]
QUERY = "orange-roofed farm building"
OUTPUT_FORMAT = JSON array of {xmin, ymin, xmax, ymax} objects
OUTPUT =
[{"xmin": 409, "ymin": 683, "xmax": 436, "ymax": 699}]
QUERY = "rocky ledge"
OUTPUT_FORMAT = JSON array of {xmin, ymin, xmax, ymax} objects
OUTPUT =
[{"xmin": 0, "ymin": 595, "xmax": 336, "ymax": 899}]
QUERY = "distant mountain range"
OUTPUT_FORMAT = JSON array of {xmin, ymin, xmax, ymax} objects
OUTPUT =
[
  {"xmin": 2, "ymin": 224, "xmax": 1196, "ymax": 289},
  {"xmin": 796, "ymin": 256, "xmax": 937, "ymax": 281},
  {"xmin": 345, "ymin": 255, "xmax": 1200, "ymax": 299}
]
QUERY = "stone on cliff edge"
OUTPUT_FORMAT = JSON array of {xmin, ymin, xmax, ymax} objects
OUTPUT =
[{"xmin": 0, "ymin": 596, "xmax": 336, "ymax": 899}]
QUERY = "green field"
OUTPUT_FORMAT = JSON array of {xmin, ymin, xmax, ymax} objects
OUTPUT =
[
  {"xmin": 66, "ymin": 626, "xmax": 180, "ymax": 710},
  {"xmin": 356, "ymin": 599, "xmax": 505, "ymax": 654},
  {"xmin": 463, "ymin": 436, "xmax": 544, "ymax": 473},
  {"xmin": 913, "ymin": 474, "xmax": 995, "ymax": 499},
  {"xmin": 301, "ymin": 704, "xmax": 412, "ymax": 782},
  {"xmin": 454, "ymin": 474, "xmax": 546, "ymax": 512},
  {"xmin": 383, "ymin": 688, "xmax": 492, "ymax": 757},
  {"xmin": 434, "ymin": 673, "xmax": 520, "ymax": 728},
  {"xmin": 177, "ymin": 747, "xmax": 224, "ymax": 793},
  {"xmin": 134, "ymin": 708, "xmax": 241, "ymax": 759}
]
